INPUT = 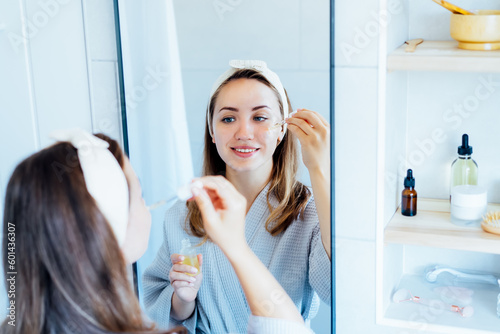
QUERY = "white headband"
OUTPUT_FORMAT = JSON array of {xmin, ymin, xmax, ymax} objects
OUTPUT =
[
  {"xmin": 49, "ymin": 129, "xmax": 129, "ymax": 246},
  {"xmin": 207, "ymin": 60, "xmax": 289, "ymax": 136}
]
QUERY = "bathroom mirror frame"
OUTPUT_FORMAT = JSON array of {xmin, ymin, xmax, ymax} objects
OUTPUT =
[{"xmin": 111, "ymin": 0, "xmax": 335, "ymax": 331}]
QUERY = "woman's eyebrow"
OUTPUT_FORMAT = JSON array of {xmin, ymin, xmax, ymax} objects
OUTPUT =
[
  {"xmin": 252, "ymin": 105, "xmax": 270, "ymax": 111},
  {"xmin": 218, "ymin": 105, "xmax": 271, "ymax": 113},
  {"xmin": 219, "ymin": 107, "xmax": 238, "ymax": 112}
]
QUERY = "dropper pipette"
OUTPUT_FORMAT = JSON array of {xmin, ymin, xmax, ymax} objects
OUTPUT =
[{"xmin": 146, "ymin": 180, "xmax": 203, "ymax": 211}]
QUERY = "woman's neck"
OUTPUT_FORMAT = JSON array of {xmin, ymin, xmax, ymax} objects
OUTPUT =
[{"xmin": 226, "ymin": 167, "xmax": 271, "ymax": 213}]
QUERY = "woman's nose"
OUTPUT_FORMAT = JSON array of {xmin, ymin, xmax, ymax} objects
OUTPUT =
[{"xmin": 235, "ymin": 120, "xmax": 254, "ymax": 140}]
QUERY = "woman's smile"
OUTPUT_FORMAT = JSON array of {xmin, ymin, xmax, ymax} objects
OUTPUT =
[{"xmin": 232, "ymin": 146, "xmax": 260, "ymax": 157}]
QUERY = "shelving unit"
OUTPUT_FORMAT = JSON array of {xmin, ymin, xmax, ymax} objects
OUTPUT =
[
  {"xmin": 385, "ymin": 199, "xmax": 500, "ymax": 254},
  {"xmin": 387, "ymin": 41, "xmax": 500, "ymax": 73},
  {"xmin": 377, "ymin": 11, "xmax": 500, "ymax": 334}
]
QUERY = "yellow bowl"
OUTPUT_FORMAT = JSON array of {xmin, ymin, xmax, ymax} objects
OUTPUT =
[{"xmin": 450, "ymin": 10, "xmax": 500, "ymax": 50}]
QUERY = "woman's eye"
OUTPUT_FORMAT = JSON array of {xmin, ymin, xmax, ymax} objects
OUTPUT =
[
  {"xmin": 221, "ymin": 117, "xmax": 235, "ymax": 123},
  {"xmin": 254, "ymin": 116, "xmax": 268, "ymax": 122}
]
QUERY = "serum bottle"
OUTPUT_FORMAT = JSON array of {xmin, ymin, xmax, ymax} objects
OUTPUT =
[
  {"xmin": 179, "ymin": 238, "xmax": 200, "ymax": 276},
  {"xmin": 450, "ymin": 134, "xmax": 478, "ymax": 198},
  {"xmin": 402, "ymin": 169, "xmax": 417, "ymax": 217}
]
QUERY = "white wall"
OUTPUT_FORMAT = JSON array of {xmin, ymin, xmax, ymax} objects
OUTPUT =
[{"xmin": 0, "ymin": 0, "xmax": 121, "ymax": 318}]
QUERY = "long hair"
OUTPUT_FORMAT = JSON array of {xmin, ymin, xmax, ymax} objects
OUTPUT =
[
  {"xmin": 186, "ymin": 69, "xmax": 311, "ymax": 240},
  {"xmin": 2, "ymin": 135, "xmax": 186, "ymax": 334}
]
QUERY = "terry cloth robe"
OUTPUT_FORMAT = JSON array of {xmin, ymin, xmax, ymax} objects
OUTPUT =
[{"xmin": 142, "ymin": 183, "xmax": 331, "ymax": 334}]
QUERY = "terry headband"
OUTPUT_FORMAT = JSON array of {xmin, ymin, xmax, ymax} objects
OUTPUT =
[
  {"xmin": 207, "ymin": 60, "xmax": 289, "ymax": 137},
  {"xmin": 50, "ymin": 129, "xmax": 129, "ymax": 246}
]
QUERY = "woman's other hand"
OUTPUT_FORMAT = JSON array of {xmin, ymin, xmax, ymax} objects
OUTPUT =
[
  {"xmin": 191, "ymin": 176, "xmax": 247, "ymax": 253},
  {"xmin": 286, "ymin": 108, "xmax": 330, "ymax": 176},
  {"xmin": 169, "ymin": 253, "xmax": 203, "ymax": 303}
]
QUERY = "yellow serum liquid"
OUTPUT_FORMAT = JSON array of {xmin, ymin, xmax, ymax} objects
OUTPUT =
[
  {"xmin": 181, "ymin": 254, "xmax": 200, "ymax": 277},
  {"xmin": 450, "ymin": 157, "xmax": 478, "ymax": 188}
]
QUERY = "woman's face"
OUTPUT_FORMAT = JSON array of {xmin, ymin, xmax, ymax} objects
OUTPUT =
[
  {"xmin": 121, "ymin": 157, "xmax": 151, "ymax": 264},
  {"xmin": 212, "ymin": 78, "xmax": 283, "ymax": 175}
]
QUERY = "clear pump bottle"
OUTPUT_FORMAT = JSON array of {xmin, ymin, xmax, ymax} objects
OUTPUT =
[
  {"xmin": 179, "ymin": 238, "xmax": 200, "ymax": 276},
  {"xmin": 450, "ymin": 134, "xmax": 478, "ymax": 198}
]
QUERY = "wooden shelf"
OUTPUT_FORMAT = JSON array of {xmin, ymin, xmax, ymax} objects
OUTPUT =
[
  {"xmin": 387, "ymin": 41, "xmax": 500, "ymax": 73},
  {"xmin": 385, "ymin": 199, "xmax": 500, "ymax": 254},
  {"xmin": 383, "ymin": 274, "xmax": 500, "ymax": 334}
]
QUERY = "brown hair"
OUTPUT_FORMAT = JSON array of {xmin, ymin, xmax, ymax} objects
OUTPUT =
[
  {"xmin": 186, "ymin": 69, "xmax": 311, "ymax": 240},
  {"xmin": 2, "ymin": 134, "xmax": 186, "ymax": 334}
]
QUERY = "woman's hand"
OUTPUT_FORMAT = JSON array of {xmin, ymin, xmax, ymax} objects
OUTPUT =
[
  {"xmin": 191, "ymin": 176, "xmax": 247, "ymax": 254},
  {"xmin": 286, "ymin": 108, "xmax": 330, "ymax": 176},
  {"xmin": 286, "ymin": 108, "xmax": 331, "ymax": 259},
  {"xmin": 169, "ymin": 253, "xmax": 203, "ymax": 303}
]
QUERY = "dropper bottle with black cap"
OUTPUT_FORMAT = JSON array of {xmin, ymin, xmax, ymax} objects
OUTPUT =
[
  {"xmin": 450, "ymin": 134, "xmax": 478, "ymax": 198},
  {"xmin": 402, "ymin": 169, "xmax": 417, "ymax": 216}
]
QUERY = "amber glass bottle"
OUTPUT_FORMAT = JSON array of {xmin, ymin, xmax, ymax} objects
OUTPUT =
[{"xmin": 402, "ymin": 169, "xmax": 417, "ymax": 217}]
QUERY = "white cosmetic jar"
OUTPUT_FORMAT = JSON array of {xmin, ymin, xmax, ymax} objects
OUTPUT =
[{"xmin": 450, "ymin": 185, "xmax": 487, "ymax": 227}]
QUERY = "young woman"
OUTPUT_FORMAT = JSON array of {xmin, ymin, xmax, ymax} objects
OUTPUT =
[
  {"xmin": 143, "ymin": 60, "xmax": 331, "ymax": 333},
  {"xmin": 2, "ymin": 130, "xmax": 311, "ymax": 334}
]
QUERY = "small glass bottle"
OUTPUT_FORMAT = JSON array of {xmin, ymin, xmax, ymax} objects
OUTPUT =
[
  {"xmin": 402, "ymin": 169, "xmax": 417, "ymax": 217},
  {"xmin": 450, "ymin": 134, "xmax": 478, "ymax": 200},
  {"xmin": 179, "ymin": 238, "xmax": 200, "ymax": 276}
]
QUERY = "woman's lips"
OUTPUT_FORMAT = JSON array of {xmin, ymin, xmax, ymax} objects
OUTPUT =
[{"xmin": 231, "ymin": 147, "xmax": 259, "ymax": 157}]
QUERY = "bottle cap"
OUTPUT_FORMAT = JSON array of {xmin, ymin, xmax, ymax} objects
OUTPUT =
[
  {"xmin": 451, "ymin": 185, "xmax": 487, "ymax": 207},
  {"xmin": 404, "ymin": 169, "xmax": 415, "ymax": 188},
  {"xmin": 458, "ymin": 134, "xmax": 473, "ymax": 155}
]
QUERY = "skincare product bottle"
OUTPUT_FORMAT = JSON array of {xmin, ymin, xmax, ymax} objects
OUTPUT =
[
  {"xmin": 402, "ymin": 169, "xmax": 417, "ymax": 217},
  {"xmin": 179, "ymin": 238, "xmax": 200, "ymax": 276},
  {"xmin": 450, "ymin": 134, "xmax": 478, "ymax": 199}
]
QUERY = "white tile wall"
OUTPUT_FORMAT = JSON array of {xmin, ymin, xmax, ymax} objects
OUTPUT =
[
  {"xmin": 173, "ymin": 0, "xmax": 301, "ymax": 71},
  {"xmin": 335, "ymin": 67, "xmax": 378, "ymax": 241},
  {"xmin": 336, "ymin": 238, "xmax": 402, "ymax": 334},
  {"xmin": 89, "ymin": 61, "xmax": 122, "ymax": 142},
  {"xmin": 386, "ymin": 0, "xmax": 409, "ymax": 53},
  {"xmin": 299, "ymin": 0, "xmax": 330, "ymax": 70},
  {"xmin": 334, "ymin": 0, "xmax": 380, "ymax": 67},
  {"xmin": 384, "ymin": 70, "xmax": 408, "ymax": 224},
  {"xmin": 25, "ymin": 0, "xmax": 93, "ymax": 148},
  {"xmin": 84, "ymin": 0, "xmax": 117, "ymax": 61}
]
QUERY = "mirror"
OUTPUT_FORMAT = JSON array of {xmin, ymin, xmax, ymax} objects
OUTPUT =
[
  {"xmin": 0, "ymin": 0, "xmax": 331, "ymax": 332},
  {"xmin": 116, "ymin": 1, "xmax": 331, "ymax": 332}
]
